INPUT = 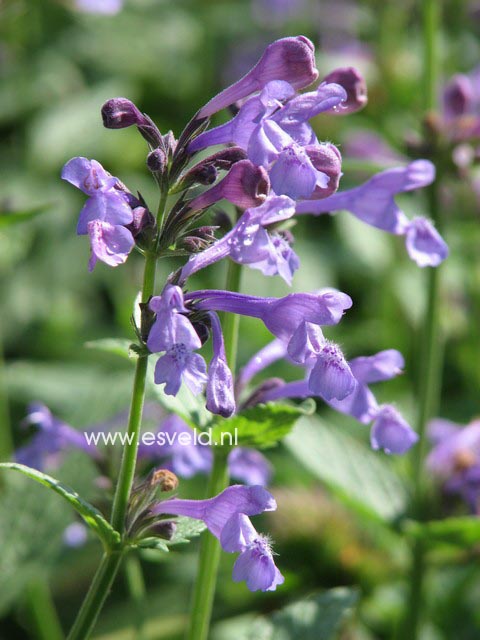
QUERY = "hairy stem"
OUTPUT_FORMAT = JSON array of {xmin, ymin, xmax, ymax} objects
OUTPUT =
[
  {"xmin": 185, "ymin": 258, "xmax": 242, "ymax": 640},
  {"xmin": 404, "ymin": 1, "xmax": 443, "ymax": 636},
  {"xmin": 67, "ymin": 250, "xmax": 157, "ymax": 640}
]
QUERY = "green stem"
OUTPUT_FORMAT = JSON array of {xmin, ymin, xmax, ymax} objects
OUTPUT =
[
  {"xmin": 221, "ymin": 259, "xmax": 243, "ymax": 371},
  {"xmin": 124, "ymin": 553, "xmax": 148, "ymax": 640},
  {"xmin": 404, "ymin": 2, "xmax": 442, "ymax": 637},
  {"xmin": 186, "ymin": 258, "xmax": 243, "ymax": 640},
  {"xmin": 26, "ymin": 578, "xmax": 64, "ymax": 640},
  {"xmin": 185, "ymin": 450, "xmax": 230, "ymax": 640},
  {"xmin": 67, "ymin": 251, "xmax": 157, "ymax": 640},
  {"xmin": 67, "ymin": 552, "xmax": 123, "ymax": 640}
]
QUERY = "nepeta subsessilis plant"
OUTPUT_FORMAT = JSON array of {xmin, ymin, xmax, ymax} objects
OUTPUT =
[{"xmin": 4, "ymin": 35, "xmax": 449, "ymax": 640}]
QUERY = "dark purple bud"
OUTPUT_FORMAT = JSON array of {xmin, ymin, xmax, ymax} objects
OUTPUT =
[
  {"xmin": 179, "ymin": 236, "xmax": 211, "ymax": 253},
  {"xmin": 146, "ymin": 520, "xmax": 177, "ymax": 541},
  {"xmin": 127, "ymin": 206, "xmax": 155, "ymax": 236},
  {"xmin": 189, "ymin": 160, "xmax": 270, "ymax": 211},
  {"xmin": 443, "ymin": 74, "xmax": 474, "ymax": 119},
  {"xmin": 323, "ymin": 67, "xmax": 367, "ymax": 114},
  {"xmin": 101, "ymin": 97, "xmax": 146, "ymax": 129},
  {"xmin": 147, "ymin": 148, "xmax": 167, "ymax": 174},
  {"xmin": 305, "ymin": 143, "xmax": 342, "ymax": 198},
  {"xmin": 162, "ymin": 131, "xmax": 177, "ymax": 156},
  {"xmin": 173, "ymin": 147, "xmax": 248, "ymax": 193}
]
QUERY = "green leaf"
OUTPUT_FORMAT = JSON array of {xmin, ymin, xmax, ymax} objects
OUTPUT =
[
  {"xmin": 85, "ymin": 338, "xmax": 138, "ymax": 361},
  {"xmin": 0, "ymin": 204, "xmax": 51, "ymax": 227},
  {"xmin": 284, "ymin": 416, "xmax": 408, "ymax": 522},
  {"xmin": 243, "ymin": 588, "xmax": 359, "ymax": 640},
  {"xmin": 137, "ymin": 517, "xmax": 206, "ymax": 553},
  {"xmin": 404, "ymin": 517, "xmax": 480, "ymax": 548},
  {"xmin": 212, "ymin": 401, "xmax": 315, "ymax": 449},
  {"xmin": 0, "ymin": 463, "xmax": 120, "ymax": 549}
]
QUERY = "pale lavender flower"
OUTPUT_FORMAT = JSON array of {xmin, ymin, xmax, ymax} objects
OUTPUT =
[
  {"xmin": 206, "ymin": 312, "xmax": 236, "ymax": 417},
  {"xmin": 16, "ymin": 403, "xmax": 99, "ymax": 470},
  {"xmin": 186, "ymin": 289, "xmax": 352, "ymax": 345},
  {"xmin": 370, "ymin": 405, "xmax": 418, "ymax": 454},
  {"xmin": 63, "ymin": 522, "xmax": 88, "ymax": 548},
  {"xmin": 228, "ymin": 448, "xmax": 273, "ymax": 486},
  {"xmin": 427, "ymin": 419, "xmax": 480, "ymax": 478},
  {"xmin": 404, "ymin": 217, "xmax": 449, "ymax": 267},
  {"xmin": 74, "ymin": 0, "xmax": 123, "ymax": 15},
  {"xmin": 87, "ymin": 220, "xmax": 134, "ymax": 271},
  {"xmin": 152, "ymin": 485, "xmax": 282, "ymax": 591},
  {"xmin": 295, "ymin": 160, "xmax": 448, "ymax": 266},
  {"xmin": 147, "ymin": 286, "xmax": 207, "ymax": 396},
  {"xmin": 198, "ymin": 36, "xmax": 319, "ymax": 118},
  {"xmin": 180, "ymin": 196, "xmax": 298, "ymax": 284}
]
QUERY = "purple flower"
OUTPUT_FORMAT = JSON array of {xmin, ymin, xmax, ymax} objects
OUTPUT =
[
  {"xmin": 190, "ymin": 80, "xmax": 345, "ymax": 200},
  {"xmin": 152, "ymin": 485, "xmax": 283, "ymax": 591},
  {"xmin": 427, "ymin": 419, "xmax": 480, "ymax": 477},
  {"xmin": 228, "ymin": 448, "xmax": 273, "ymax": 486},
  {"xmin": 404, "ymin": 217, "xmax": 449, "ymax": 267},
  {"xmin": 237, "ymin": 339, "xmax": 287, "ymax": 393},
  {"xmin": 370, "ymin": 405, "xmax": 418, "ymax": 455},
  {"xmin": 296, "ymin": 160, "xmax": 448, "ymax": 266},
  {"xmin": 180, "ymin": 196, "xmax": 298, "ymax": 285},
  {"xmin": 87, "ymin": 220, "xmax": 134, "ymax": 271},
  {"xmin": 63, "ymin": 522, "xmax": 88, "ymax": 548},
  {"xmin": 322, "ymin": 67, "xmax": 367, "ymax": 114},
  {"xmin": 74, "ymin": 0, "xmax": 123, "ymax": 14},
  {"xmin": 206, "ymin": 313, "xmax": 236, "ymax": 417},
  {"xmin": 189, "ymin": 160, "xmax": 270, "ymax": 212},
  {"xmin": 296, "ymin": 160, "xmax": 435, "ymax": 233},
  {"xmin": 16, "ymin": 403, "xmax": 98, "ymax": 471},
  {"xmin": 442, "ymin": 73, "xmax": 476, "ymax": 120},
  {"xmin": 62, "ymin": 157, "xmax": 135, "ymax": 269},
  {"xmin": 137, "ymin": 415, "xmax": 213, "ymax": 478},
  {"xmin": 186, "ymin": 288, "xmax": 352, "ymax": 345},
  {"xmin": 198, "ymin": 36, "xmax": 318, "ymax": 118},
  {"xmin": 147, "ymin": 286, "xmax": 207, "ymax": 396}
]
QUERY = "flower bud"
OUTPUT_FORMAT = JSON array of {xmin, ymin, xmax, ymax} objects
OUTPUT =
[
  {"xmin": 305, "ymin": 143, "xmax": 342, "ymax": 198},
  {"xmin": 198, "ymin": 36, "xmax": 318, "ymax": 118},
  {"xmin": 149, "ymin": 468, "xmax": 179, "ymax": 492},
  {"xmin": 147, "ymin": 148, "xmax": 167, "ymax": 174},
  {"xmin": 173, "ymin": 147, "xmax": 248, "ymax": 194},
  {"xmin": 146, "ymin": 520, "xmax": 177, "ymax": 541},
  {"xmin": 443, "ymin": 74, "xmax": 473, "ymax": 119},
  {"xmin": 101, "ymin": 97, "xmax": 146, "ymax": 129},
  {"xmin": 323, "ymin": 67, "xmax": 367, "ymax": 114},
  {"xmin": 189, "ymin": 160, "xmax": 270, "ymax": 212}
]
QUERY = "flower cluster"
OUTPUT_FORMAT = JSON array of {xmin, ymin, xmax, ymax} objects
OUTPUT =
[{"xmin": 58, "ymin": 35, "xmax": 451, "ymax": 591}]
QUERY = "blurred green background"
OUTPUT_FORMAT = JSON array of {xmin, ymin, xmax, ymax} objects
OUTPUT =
[{"xmin": 1, "ymin": 0, "xmax": 480, "ymax": 638}]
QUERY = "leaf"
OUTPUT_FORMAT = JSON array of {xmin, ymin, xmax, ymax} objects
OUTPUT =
[
  {"xmin": 212, "ymin": 401, "xmax": 315, "ymax": 449},
  {"xmin": 244, "ymin": 588, "xmax": 359, "ymax": 640},
  {"xmin": 0, "ymin": 463, "xmax": 120, "ymax": 549},
  {"xmin": 85, "ymin": 338, "xmax": 138, "ymax": 361},
  {"xmin": 137, "ymin": 517, "xmax": 206, "ymax": 553},
  {"xmin": 284, "ymin": 416, "xmax": 408, "ymax": 522},
  {"xmin": 404, "ymin": 517, "xmax": 480, "ymax": 548},
  {"xmin": 0, "ymin": 204, "xmax": 51, "ymax": 227}
]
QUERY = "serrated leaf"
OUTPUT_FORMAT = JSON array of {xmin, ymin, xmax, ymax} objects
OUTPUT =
[
  {"xmin": 284, "ymin": 416, "xmax": 407, "ymax": 522},
  {"xmin": 212, "ymin": 401, "xmax": 314, "ymax": 449},
  {"xmin": 0, "ymin": 463, "xmax": 120, "ymax": 549},
  {"xmin": 244, "ymin": 588, "xmax": 359, "ymax": 640},
  {"xmin": 85, "ymin": 338, "xmax": 137, "ymax": 360},
  {"xmin": 404, "ymin": 517, "xmax": 480, "ymax": 548},
  {"xmin": 0, "ymin": 204, "xmax": 51, "ymax": 227}
]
